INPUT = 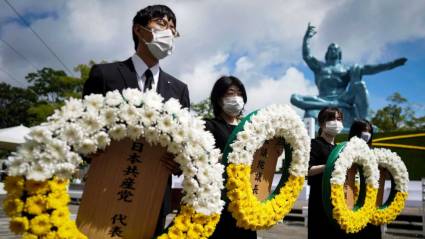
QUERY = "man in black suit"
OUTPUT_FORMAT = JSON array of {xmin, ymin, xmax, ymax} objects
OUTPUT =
[{"xmin": 82, "ymin": 5, "xmax": 189, "ymax": 236}]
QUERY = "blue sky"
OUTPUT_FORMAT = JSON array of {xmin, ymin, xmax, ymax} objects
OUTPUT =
[{"xmin": 0, "ymin": 0, "xmax": 424, "ymax": 117}]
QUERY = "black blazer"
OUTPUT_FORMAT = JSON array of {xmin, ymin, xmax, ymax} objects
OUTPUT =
[
  {"xmin": 82, "ymin": 57, "xmax": 190, "ymax": 220},
  {"xmin": 83, "ymin": 58, "xmax": 190, "ymax": 108}
]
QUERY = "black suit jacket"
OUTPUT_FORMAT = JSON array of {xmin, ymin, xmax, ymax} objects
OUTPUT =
[
  {"xmin": 82, "ymin": 57, "xmax": 190, "ymax": 223},
  {"xmin": 83, "ymin": 58, "xmax": 190, "ymax": 108}
]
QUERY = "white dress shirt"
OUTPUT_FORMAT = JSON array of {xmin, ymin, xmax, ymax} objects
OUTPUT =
[{"xmin": 131, "ymin": 54, "xmax": 160, "ymax": 91}]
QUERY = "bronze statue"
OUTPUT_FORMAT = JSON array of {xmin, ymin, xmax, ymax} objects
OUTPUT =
[{"xmin": 291, "ymin": 23, "xmax": 407, "ymax": 128}]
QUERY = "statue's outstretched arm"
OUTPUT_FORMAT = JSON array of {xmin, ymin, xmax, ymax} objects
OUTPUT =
[
  {"xmin": 303, "ymin": 23, "xmax": 322, "ymax": 71},
  {"xmin": 361, "ymin": 57, "xmax": 407, "ymax": 75}
]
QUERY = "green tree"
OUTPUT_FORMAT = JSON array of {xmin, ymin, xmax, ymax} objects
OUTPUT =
[
  {"xmin": 372, "ymin": 92, "xmax": 423, "ymax": 131},
  {"xmin": 0, "ymin": 83, "xmax": 37, "ymax": 128},
  {"xmin": 191, "ymin": 98, "xmax": 213, "ymax": 119},
  {"xmin": 25, "ymin": 62, "xmax": 96, "ymax": 126}
]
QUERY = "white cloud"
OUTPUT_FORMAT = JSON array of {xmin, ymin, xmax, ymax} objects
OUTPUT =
[
  {"xmin": 245, "ymin": 67, "xmax": 317, "ymax": 114},
  {"xmin": 179, "ymin": 52, "xmax": 229, "ymax": 103},
  {"xmin": 0, "ymin": 0, "xmax": 424, "ymax": 114}
]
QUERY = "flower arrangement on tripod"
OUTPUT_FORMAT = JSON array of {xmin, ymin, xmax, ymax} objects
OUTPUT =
[
  {"xmin": 4, "ymin": 89, "xmax": 224, "ymax": 239},
  {"xmin": 223, "ymin": 104, "xmax": 310, "ymax": 229},
  {"xmin": 369, "ymin": 148, "xmax": 408, "ymax": 225}
]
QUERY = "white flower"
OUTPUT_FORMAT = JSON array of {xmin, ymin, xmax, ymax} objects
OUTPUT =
[
  {"xmin": 109, "ymin": 124, "xmax": 127, "ymax": 141},
  {"xmin": 94, "ymin": 131, "xmax": 111, "ymax": 150},
  {"xmin": 81, "ymin": 113, "xmax": 104, "ymax": 133},
  {"xmin": 28, "ymin": 126, "xmax": 52, "ymax": 143},
  {"xmin": 157, "ymin": 115, "xmax": 175, "ymax": 133},
  {"xmin": 62, "ymin": 98, "xmax": 84, "ymax": 119},
  {"xmin": 102, "ymin": 107, "xmax": 118, "ymax": 126},
  {"xmin": 6, "ymin": 155, "xmax": 29, "ymax": 176},
  {"xmin": 127, "ymin": 125, "xmax": 143, "ymax": 141},
  {"xmin": 77, "ymin": 138, "xmax": 98, "ymax": 155},
  {"xmin": 373, "ymin": 148, "xmax": 409, "ymax": 192},
  {"xmin": 84, "ymin": 94, "xmax": 104, "ymax": 111},
  {"xmin": 45, "ymin": 139, "xmax": 68, "ymax": 160},
  {"xmin": 105, "ymin": 90, "xmax": 123, "ymax": 106},
  {"xmin": 67, "ymin": 152, "xmax": 83, "ymax": 165},
  {"xmin": 142, "ymin": 90, "xmax": 163, "ymax": 110},
  {"xmin": 122, "ymin": 88, "xmax": 143, "ymax": 106},
  {"xmin": 54, "ymin": 163, "xmax": 77, "ymax": 179},
  {"xmin": 27, "ymin": 163, "xmax": 54, "ymax": 181},
  {"xmin": 60, "ymin": 124, "xmax": 83, "ymax": 145},
  {"xmin": 139, "ymin": 106, "xmax": 158, "ymax": 127},
  {"xmin": 119, "ymin": 104, "xmax": 140, "ymax": 125},
  {"xmin": 164, "ymin": 98, "xmax": 182, "ymax": 114},
  {"xmin": 5, "ymin": 89, "xmax": 225, "ymax": 216}
]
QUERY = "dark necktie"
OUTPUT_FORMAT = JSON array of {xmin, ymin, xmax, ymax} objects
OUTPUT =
[{"xmin": 144, "ymin": 69, "xmax": 153, "ymax": 92}]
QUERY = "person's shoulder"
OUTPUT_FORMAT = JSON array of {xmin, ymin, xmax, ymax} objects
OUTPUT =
[
  {"xmin": 204, "ymin": 118, "xmax": 220, "ymax": 131},
  {"xmin": 160, "ymin": 69, "xmax": 187, "ymax": 88},
  {"xmin": 92, "ymin": 60, "xmax": 124, "ymax": 70},
  {"xmin": 311, "ymin": 137, "xmax": 325, "ymax": 148}
]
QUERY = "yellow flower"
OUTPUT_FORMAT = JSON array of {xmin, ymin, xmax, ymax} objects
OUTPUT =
[
  {"xmin": 48, "ymin": 177, "xmax": 69, "ymax": 192},
  {"xmin": 25, "ymin": 180, "xmax": 50, "ymax": 195},
  {"xmin": 9, "ymin": 216, "xmax": 29, "ymax": 234},
  {"xmin": 57, "ymin": 221, "xmax": 77, "ymax": 238},
  {"xmin": 167, "ymin": 226, "xmax": 183, "ymax": 239},
  {"xmin": 43, "ymin": 231, "xmax": 58, "ymax": 239},
  {"xmin": 22, "ymin": 232, "xmax": 38, "ymax": 239},
  {"xmin": 4, "ymin": 176, "xmax": 25, "ymax": 197},
  {"xmin": 370, "ymin": 191, "xmax": 408, "ymax": 225},
  {"xmin": 30, "ymin": 214, "xmax": 52, "ymax": 236},
  {"xmin": 46, "ymin": 190, "xmax": 70, "ymax": 209},
  {"xmin": 24, "ymin": 195, "xmax": 47, "ymax": 215},
  {"xmin": 51, "ymin": 207, "xmax": 71, "ymax": 227},
  {"xmin": 157, "ymin": 234, "xmax": 170, "ymax": 239},
  {"xmin": 2, "ymin": 196, "xmax": 24, "ymax": 217}
]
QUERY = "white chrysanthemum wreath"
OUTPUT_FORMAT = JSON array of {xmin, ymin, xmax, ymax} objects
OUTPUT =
[
  {"xmin": 223, "ymin": 104, "xmax": 311, "ymax": 230},
  {"xmin": 3, "ymin": 89, "xmax": 224, "ymax": 239},
  {"xmin": 369, "ymin": 148, "xmax": 409, "ymax": 225},
  {"xmin": 322, "ymin": 137, "xmax": 380, "ymax": 233}
]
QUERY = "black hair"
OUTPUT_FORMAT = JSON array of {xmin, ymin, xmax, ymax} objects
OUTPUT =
[
  {"xmin": 132, "ymin": 5, "xmax": 176, "ymax": 50},
  {"xmin": 317, "ymin": 107, "xmax": 343, "ymax": 136},
  {"xmin": 348, "ymin": 119, "xmax": 374, "ymax": 146},
  {"xmin": 210, "ymin": 76, "xmax": 247, "ymax": 118}
]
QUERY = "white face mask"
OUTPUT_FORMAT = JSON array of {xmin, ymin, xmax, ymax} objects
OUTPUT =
[
  {"xmin": 142, "ymin": 27, "xmax": 174, "ymax": 60},
  {"xmin": 360, "ymin": 132, "xmax": 371, "ymax": 143},
  {"xmin": 323, "ymin": 120, "xmax": 344, "ymax": 136},
  {"xmin": 222, "ymin": 96, "xmax": 244, "ymax": 117}
]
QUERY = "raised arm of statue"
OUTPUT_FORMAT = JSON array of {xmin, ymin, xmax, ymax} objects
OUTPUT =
[
  {"xmin": 302, "ymin": 23, "xmax": 322, "ymax": 72},
  {"xmin": 361, "ymin": 57, "xmax": 407, "ymax": 75}
]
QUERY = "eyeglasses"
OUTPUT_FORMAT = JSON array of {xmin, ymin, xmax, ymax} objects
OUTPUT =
[{"xmin": 150, "ymin": 18, "xmax": 180, "ymax": 37}]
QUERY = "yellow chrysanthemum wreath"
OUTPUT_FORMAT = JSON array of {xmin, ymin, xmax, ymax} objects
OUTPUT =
[
  {"xmin": 3, "ymin": 176, "xmax": 86, "ymax": 238},
  {"xmin": 3, "ymin": 89, "xmax": 225, "ymax": 239},
  {"xmin": 370, "ymin": 148, "xmax": 409, "ymax": 225},
  {"xmin": 223, "ymin": 105, "xmax": 311, "ymax": 230},
  {"xmin": 323, "ymin": 137, "xmax": 380, "ymax": 233}
]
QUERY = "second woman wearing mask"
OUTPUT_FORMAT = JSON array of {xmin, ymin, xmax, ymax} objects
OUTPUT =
[
  {"xmin": 205, "ymin": 76, "xmax": 257, "ymax": 239},
  {"xmin": 307, "ymin": 107, "xmax": 346, "ymax": 239}
]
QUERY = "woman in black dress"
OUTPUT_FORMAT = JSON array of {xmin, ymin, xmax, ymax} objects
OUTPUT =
[
  {"xmin": 348, "ymin": 119, "xmax": 382, "ymax": 239},
  {"xmin": 307, "ymin": 107, "xmax": 346, "ymax": 239},
  {"xmin": 206, "ymin": 76, "xmax": 257, "ymax": 239}
]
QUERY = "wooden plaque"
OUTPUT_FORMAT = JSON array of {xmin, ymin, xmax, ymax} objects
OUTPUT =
[
  {"xmin": 76, "ymin": 138, "xmax": 169, "ymax": 239},
  {"xmin": 344, "ymin": 166, "xmax": 387, "ymax": 209},
  {"xmin": 344, "ymin": 165, "xmax": 357, "ymax": 209},
  {"xmin": 250, "ymin": 138, "xmax": 283, "ymax": 201},
  {"xmin": 376, "ymin": 168, "xmax": 388, "ymax": 206}
]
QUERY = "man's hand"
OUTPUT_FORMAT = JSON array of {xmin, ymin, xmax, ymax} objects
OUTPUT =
[
  {"xmin": 160, "ymin": 153, "xmax": 181, "ymax": 175},
  {"xmin": 305, "ymin": 22, "xmax": 317, "ymax": 39}
]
